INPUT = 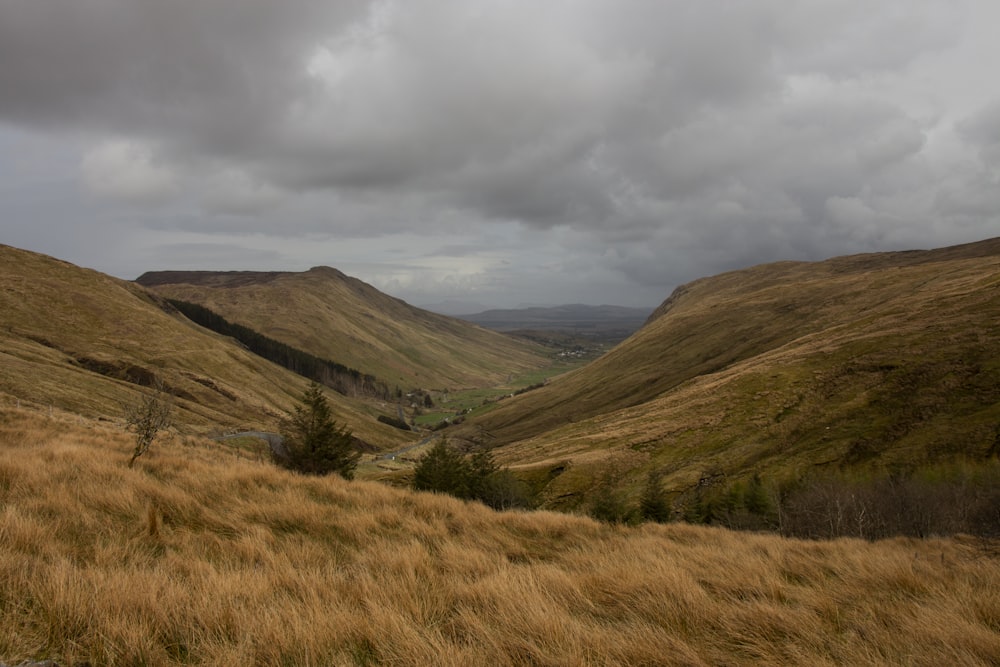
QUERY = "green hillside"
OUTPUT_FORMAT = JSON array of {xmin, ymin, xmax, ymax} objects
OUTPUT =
[{"xmin": 461, "ymin": 238, "xmax": 1000, "ymax": 510}]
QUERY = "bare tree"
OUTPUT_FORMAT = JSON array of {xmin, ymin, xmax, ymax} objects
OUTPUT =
[{"xmin": 122, "ymin": 381, "xmax": 173, "ymax": 468}]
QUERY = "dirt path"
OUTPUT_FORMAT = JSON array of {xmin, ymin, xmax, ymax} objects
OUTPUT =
[{"xmin": 379, "ymin": 433, "xmax": 438, "ymax": 460}]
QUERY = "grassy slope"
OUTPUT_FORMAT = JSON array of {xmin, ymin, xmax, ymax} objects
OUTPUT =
[
  {"xmin": 2, "ymin": 407, "xmax": 999, "ymax": 666},
  {"xmin": 138, "ymin": 268, "xmax": 550, "ymax": 391},
  {"xmin": 0, "ymin": 245, "xmax": 410, "ymax": 449},
  {"xmin": 465, "ymin": 238, "xmax": 1000, "ymax": 507}
]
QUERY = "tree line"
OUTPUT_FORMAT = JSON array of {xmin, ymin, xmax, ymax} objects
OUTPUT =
[
  {"xmin": 589, "ymin": 462, "xmax": 1000, "ymax": 539},
  {"xmin": 167, "ymin": 298, "xmax": 390, "ymax": 399}
]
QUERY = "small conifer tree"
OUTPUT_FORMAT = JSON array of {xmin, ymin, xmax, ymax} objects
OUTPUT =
[
  {"xmin": 589, "ymin": 471, "xmax": 632, "ymax": 523},
  {"xmin": 411, "ymin": 438, "xmax": 470, "ymax": 497},
  {"xmin": 411, "ymin": 441, "xmax": 535, "ymax": 509},
  {"xmin": 280, "ymin": 382, "xmax": 359, "ymax": 478},
  {"xmin": 639, "ymin": 470, "xmax": 672, "ymax": 523}
]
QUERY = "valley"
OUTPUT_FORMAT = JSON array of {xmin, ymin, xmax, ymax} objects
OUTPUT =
[
  {"xmin": 5, "ymin": 238, "xmax": 1000, "ymax": 524},
  {"xmin": 1, "ymin": 239, "xmax": 999, "ymax": 665},
  {"xmin": 456, "ymin": 303, "xmax": 653, "ymax": 344}
]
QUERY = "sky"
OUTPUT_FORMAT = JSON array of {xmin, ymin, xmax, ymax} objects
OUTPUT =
[{"xmin": 1, "ymin": 1, "xmax": 998, "ymax": 312}]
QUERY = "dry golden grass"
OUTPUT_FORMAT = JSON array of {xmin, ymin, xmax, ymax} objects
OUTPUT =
[{"xmin": 2, "ymin": 406, "xmax": 998, "ymax": 666}]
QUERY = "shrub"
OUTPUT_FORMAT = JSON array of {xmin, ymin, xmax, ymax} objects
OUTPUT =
[
  {"xmin": 477, "ymin": 469, "xmax": 536, "ymax": 511},
  {"xmin": 589, "ymin": 473, "xmax": 634, "ymax": 524}
]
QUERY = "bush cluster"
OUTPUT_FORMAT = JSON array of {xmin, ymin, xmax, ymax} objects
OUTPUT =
[
  {"xmin": 588, "ymin": 469, "xmax": 674, "ymax": 524},
  {"xmin": 778, "ymin": 465, "xmax": 1000, "ymax": 539},
  {"xmin": 411, "ymin": 440, "xmax": 535, "ymax": 510}
]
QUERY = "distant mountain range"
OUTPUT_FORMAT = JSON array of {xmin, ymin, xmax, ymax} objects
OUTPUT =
[
  {"xmin": 457, "ymin": 304, "xmax": 654, "ymax": 341},
  {"xmin": 419, "ymin": 299, "xmax": 493, "ymax": 316}
]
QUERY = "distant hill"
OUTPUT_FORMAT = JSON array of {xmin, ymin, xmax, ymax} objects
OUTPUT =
[
  {"xmin": 419, "ymin": 299, "xmax": 492, "ymax": 316},
  {"xmin": 459, "ymin": 237, "xmax": 1000, "ymax": 510},
  {"xmin": 137, "ymin": 268, "xmax": 550, "ymax": 391},
  {"xmin": 458, "ymin": 304, "xmax": 653, "ymax": 342},
  {"xmin": 0, "ymin": 245, "xmax": 412, "ymax": 448}
]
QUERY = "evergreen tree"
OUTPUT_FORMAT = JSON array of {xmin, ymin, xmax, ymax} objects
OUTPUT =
[
  {"xmin": 589, "ymin": 472, "xmax": 631, "ymax": 524},
  {"xmin": 280, "ymin": 382, "xmax": 360, "ymax": 478},
  {"xmin": 744, "ymin": 474, "xmax": 771, "ymax": 516},
  {"xmin": 411, "ymin": 439, "xmax": 470, "ymax": 497},
  {"xmin": 639, "ymin": 470, "xmax": 672, "ymax": 523},
  {"xmin": 466, "ymin": 449, "xmax": 498, "ymax": 500}
]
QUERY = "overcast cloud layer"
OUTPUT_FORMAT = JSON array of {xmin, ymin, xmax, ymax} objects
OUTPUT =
[{"xmin": 2, "ymin": 0, "xmax": 998, "ymax": 310}]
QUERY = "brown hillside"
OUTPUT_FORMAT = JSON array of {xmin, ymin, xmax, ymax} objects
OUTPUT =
[
  {"xmin": 463, "ymin": 238, "xmax": 1000, "ymax": 507},
  {"xmin": 0, "ymin": 245, "xmax": 410, "ymax": 448},
  {"xmin": 137, "ymin": 267, "xmax": 550, "ymax": 390}
]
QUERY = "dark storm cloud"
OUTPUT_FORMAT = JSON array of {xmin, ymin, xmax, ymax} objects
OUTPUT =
[
  {"xmin": 0, "ymin": 0, "xmax": 996, "ymax": 307},
  {"xmin": 0, "ymin": 1, "xmax": 364, "ymax": 141}
]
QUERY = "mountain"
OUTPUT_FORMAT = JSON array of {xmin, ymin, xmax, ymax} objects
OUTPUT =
[
  {"xmin": 419, "ymin": 298, "xmax": 492, "ymax": 315},
  {"xmin": 0, "ymin": 245, "xmax": 411, "ymax": 448},
  {"xmin": 461, "ymin": 238, "xmax": 1000, "ymax": 509},
  {"xmin": 459, "ymin": 304, "xmax": 653, "ymax": 341},
  {"xmin": 137, "ymin": 268, "xmax": 550, "ymax": 391}
]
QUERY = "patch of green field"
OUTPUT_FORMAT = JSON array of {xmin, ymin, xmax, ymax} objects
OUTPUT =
[
  {"xmin": 423, "ymin": 357, "xmax": 591, "ymax": 424},
  {"xmin": 392, "ymin": 355, "xmax": 594, "ymax": 435}
]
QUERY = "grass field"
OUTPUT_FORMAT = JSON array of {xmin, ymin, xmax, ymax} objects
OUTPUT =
[
  {"xmin": 411, "ymin": 357, "xmax": 591, "ymax": 427},
  {"xmin": 2, "ymin": 406, "xmax": 999, "ymax": 666}
]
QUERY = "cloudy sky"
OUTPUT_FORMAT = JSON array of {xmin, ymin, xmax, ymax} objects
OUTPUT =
[{"xmin": 2, "ymin": 1, "xmax": 998, "ymax": 311}]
